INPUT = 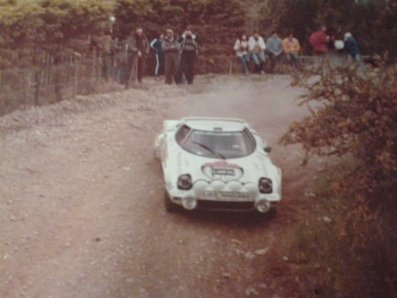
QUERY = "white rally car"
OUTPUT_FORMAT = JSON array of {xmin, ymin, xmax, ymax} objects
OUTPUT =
[{"xmin": 155, "ymin": 117, "xmax": 282, "ymax": 213}]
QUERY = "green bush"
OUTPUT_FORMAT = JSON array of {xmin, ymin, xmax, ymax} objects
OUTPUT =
[
  {"xmin": 0, "ymin": 0, "xmax": 112, "ymax": 67},
  {"xmin": 282, "ymin": 63, "xmax": 397, "ymax": 297}
]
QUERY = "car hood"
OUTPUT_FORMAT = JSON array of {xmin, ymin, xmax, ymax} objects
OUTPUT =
[{"xmin": 175, "ymin": 150, "xmax": 274, "ymax": 182}]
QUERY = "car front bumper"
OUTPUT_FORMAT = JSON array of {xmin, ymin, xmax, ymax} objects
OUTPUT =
[{"xmin": 168, "ymin": 191, "xmax": 279, "ymax": 213}]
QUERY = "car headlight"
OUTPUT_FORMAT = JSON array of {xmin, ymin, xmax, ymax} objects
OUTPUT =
[
  {"xmin": 177, "ymin": 174, "xmax": 193, "ymax": 190},
  {"xmin": 259, "ymin": 177, "xmax": 272, "ymax": 194},
  {"xmin": 182, "ymin": 197, "xmax": 197, "ymax": 210}
]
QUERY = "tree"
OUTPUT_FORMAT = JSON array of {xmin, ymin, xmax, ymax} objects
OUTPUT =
[{"xmin": 0, "ymin": 0, "xmax": 112, "ymax": 67}]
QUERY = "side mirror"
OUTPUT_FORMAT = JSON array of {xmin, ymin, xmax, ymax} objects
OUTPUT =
[{"xmin": 264, "ymin": 146, "xmax": 272, "ymax": 153}]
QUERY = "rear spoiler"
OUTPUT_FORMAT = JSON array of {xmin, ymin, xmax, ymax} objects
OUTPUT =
[{"xmin": 181, "ymin": 117, "xmax": 245, "ymax": 123}]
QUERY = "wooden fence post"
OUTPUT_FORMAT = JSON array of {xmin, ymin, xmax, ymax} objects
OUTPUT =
[
  {"xmin": 22, "ymin": 69, "xmax": 27, "ymax": 109},
  {"xmin": 34, "ymin": 67, "xmax": 41, "ymax": 107},
  {"xmin": 73, "ymin": 57, "xmax": 80, "ymax": 97}
]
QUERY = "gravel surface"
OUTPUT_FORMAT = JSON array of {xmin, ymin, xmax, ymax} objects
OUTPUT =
[{"xmin": 0, "ymin": 75, "xmax": 319, "ymax": 298}]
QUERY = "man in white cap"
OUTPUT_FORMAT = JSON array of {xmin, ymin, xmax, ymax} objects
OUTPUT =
[{"xmin": 344, "ymin": 32, "xmax": 361, "ymax": 65}]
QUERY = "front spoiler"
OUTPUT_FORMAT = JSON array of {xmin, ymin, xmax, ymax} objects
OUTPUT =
[{"xmin": 170, "ymin": 196, "xmax": 277, "ymax": 213}]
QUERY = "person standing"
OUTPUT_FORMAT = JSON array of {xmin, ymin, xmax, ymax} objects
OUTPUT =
[
  {"xmin": 98, "ymin": 30, "xmax": 114, "ymax": 81},
  {"xmin": 234, "ymin": 34, "xmax": 250, "ymax": 75},
  {"xmin": 248, "ymin": 31, "xmax": 266, "ymax": 73},
  {"xmin": 125, "ymin": 27, "xmax": 149, "ymax": 86},
  {"xmin": 150, "ymin": 32, "xmax": 164, "ymax": 76},
  {"xmin": 344, "ymin": 32, "xmax": 361, "ymax": 65},
  {"xmin": 282, "ymin": 33, "xmax": 301, "ymax": 69},
  {"xmin": 266, "ymin": 31, "xmax": 283, "ymax": 73},
  {"xmin": 176, "ymin": 26, "xmax": 198, "ymax": 84},
  {"xmin": 309, "ymin": 25, "xmax": 330, "ymax": 55},
  {"xmin": 162, "ymin": 29, "xmax": 180, "ymax": 84}
]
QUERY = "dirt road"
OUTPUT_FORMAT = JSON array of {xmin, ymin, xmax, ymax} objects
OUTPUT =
[{"xmin": 0, "ymin": 75, "xmax": 317, "ymax": 298}]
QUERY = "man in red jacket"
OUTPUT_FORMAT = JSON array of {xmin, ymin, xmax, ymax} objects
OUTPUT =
[{"xmin": 309, "ymin": 25, "xmax": 330, "ymax": 55}]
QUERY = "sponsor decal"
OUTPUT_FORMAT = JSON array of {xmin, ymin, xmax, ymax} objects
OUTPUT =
[{"xmin": 202, "ymin": 161, "xmax": 243, "ymax": 180}]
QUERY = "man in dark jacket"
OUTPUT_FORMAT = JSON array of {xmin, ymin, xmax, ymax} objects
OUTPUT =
[
  {"xmin": 344, "ymin": 32, "xmax": 361, "ymax": 65},
  {"xmin": 162, "ymin": 29, "xmax": 180, "ymax": 84},
  {"xmin": 125, "ymin": 27, "xmax": 149, "ymax": 86},
  {"xmin": 176, "ymin": 26, "xmax": 198, "ymax": 84},
  {"xmin": 150, "ymin": 32, "xmax": 164, "ymax": 76}
]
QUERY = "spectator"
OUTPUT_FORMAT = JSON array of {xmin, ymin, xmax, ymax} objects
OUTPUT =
[
  {"xmin": 150, "ymin": 32, "xmax": 164, "ymax": 76},
  {"xmin": 176, "ymin": 26, "xmax": 198, "ymax": 84},
  {"xmin": 344, "ymin": 32, "xmax": 361, "ymax": 65},
  {"xmin": 98, "ymin": 30, "xmax": 114, "ymax": 81},
  {"xmin": 112, "ymin": 37, "xmax": 127, "ymax": 84},
  {"xmin": 282, "ymin": 33, "xmax": 301, "ymax": 69},
  {"xmin": 162, "ymin": 29, "xmax": 180, "ymax": 84},
  {"xmin": 334, "ymin": 38, "xmax": 345, "ymax": 52},
  {"xmin": 248, "ymin": 31, "xmax": 266, "ymax": 73},
  {"xmin": 125, "ymin": 27, "xmax": 149, "ymax": 85},
  {"xmin": 266, "ymin": 31, "xmax": 283, "ymax": 73},
  {"xmin": 233, "ymin": 34, "xmax": 250, "ymax": 75},
  {"xmin": 309, "ymin": 25, "xmax": 330, "ymax": 55}
]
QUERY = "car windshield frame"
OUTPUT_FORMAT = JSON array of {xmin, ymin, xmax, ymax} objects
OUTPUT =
[{"xmin": 175, "ymin": 125, "xmax": 257, "ymax": 159}]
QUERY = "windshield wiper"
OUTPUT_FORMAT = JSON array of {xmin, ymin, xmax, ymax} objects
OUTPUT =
[{"xmin": 192, "ymin": 141, "xmax": 226, "ymax": 160}]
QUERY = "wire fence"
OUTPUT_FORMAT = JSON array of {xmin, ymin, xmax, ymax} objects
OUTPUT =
[
  {"xmin": 0, "ymin": 51, "xmax": 368, "ymax": 116},
  {"xmin": 0, "ymin": 50, "xmax": 139, "ymax": 116}
]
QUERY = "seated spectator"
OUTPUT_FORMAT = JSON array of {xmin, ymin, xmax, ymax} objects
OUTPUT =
[
  {"xmin": 234, "ymin": 34, "xmax": 250, "ymax": 75},
  {"xmin": 282, "ymin": 33, "xmax": 301, "ymax": 69},
  {"xmin": 266, "ymin": 31, "xmax": 283, "ymax": 73},
  {"xmin": 248, "ymin": 31, "xmax": 266, "ymax": 74}
]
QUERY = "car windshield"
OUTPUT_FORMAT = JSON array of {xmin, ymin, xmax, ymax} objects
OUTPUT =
[{"xmin": 179, "ymin": 128, "xmax": 256, "ymax": 159}]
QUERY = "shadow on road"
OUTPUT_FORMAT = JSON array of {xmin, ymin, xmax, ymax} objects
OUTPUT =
[{"xmin": 171, "ymin": 209, "xmax": 278, "ymax": 228}]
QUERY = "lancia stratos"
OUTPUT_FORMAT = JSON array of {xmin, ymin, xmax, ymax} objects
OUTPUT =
[{"xmin": 154, "ymin": 117, "xmax": 282, "ymax": 213}]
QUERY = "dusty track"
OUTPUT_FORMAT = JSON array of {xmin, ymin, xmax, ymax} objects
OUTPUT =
[{"xmin": 0, "ymin": 75, "xmax": 319, "ymax": 298}]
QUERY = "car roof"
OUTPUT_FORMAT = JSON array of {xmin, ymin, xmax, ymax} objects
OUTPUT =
[{"xmin": 181, "ymin": 117, "xmax": 248, "ymax": 132}]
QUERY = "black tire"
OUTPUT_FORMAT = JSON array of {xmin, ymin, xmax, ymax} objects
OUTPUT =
[
  {"xmin": 164, "ymin": 190, "xmax": 179, "ymax": 213},
  {"xmin": 255, "ymin": 207, "xmax": 277, "ymax": 218}
]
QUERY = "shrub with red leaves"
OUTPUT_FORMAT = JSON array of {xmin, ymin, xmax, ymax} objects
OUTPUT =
[
  {"xmin": 282, "ymin": 63, "xmax": 397, "ymax": 207},
  {"xmin": 282, "ymin": 62, "xmax": 397, "ymax": 297}
]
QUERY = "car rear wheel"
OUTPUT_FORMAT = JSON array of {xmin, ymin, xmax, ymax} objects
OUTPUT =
[{"xmin": 164, "ymin": 190, "xmax": 179, "ymax": 212}]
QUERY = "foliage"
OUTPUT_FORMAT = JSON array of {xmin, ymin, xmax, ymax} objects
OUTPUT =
[
  {"xmin": 287, "ymin": 158, "xmax": 397, "ymax": 297},
  {"xmin": 281, "ymin": 63, "xmax": 397, "ymax": 296},
  {"xmin": 256, "ymin": 0, "xmax": 397, "ymax": 56},
  {"xmin": 1, "ymin": 0, "xmax": 396, "ymax": 71},
  {"xmin": 0, "ymin": 0, "xmax": 112, "ymax": 67},
  {"xmin": 282, "ymin": 63, "xmax": 397, "ymax": 203}
]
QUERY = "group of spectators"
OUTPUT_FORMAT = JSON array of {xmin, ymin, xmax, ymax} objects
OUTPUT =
[
  {"xmin": 309, "ymin": 25, "xmax": 362, "ymax": 65},
  {"xmin": 93, "ymin": 24, "xmax": 363, "ymax": 85},
  {"xmin": 233, "ymin": 25, "xmax": 362, "ymax": 75},
  {"xmin": 234, "ymin": 31, "xmax": 301, "ymax": 75},
  {"xmin": 124, "ymin": 26, "xmax": 198, "ymax": 86}
]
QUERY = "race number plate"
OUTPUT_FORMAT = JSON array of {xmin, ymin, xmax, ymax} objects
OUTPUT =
[{"xmin": 201, "ymin": 191, "xmax": 251, "ymax": 201}]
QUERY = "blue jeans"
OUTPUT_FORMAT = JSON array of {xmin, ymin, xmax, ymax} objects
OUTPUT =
[
  {"xmin": 251, "ymin": 52, "xmax": 265, "ymax": 72},
  {"xmin": 285, "ymin": 53, "xmax": 300, "ymax": 69},
  {"xmin": 239, "ymin": 54, "xmax": 249, "ymax": 75},
  {"xmin": 251, "ymin": 52, "xmax": 265, "ymax": 65}
]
